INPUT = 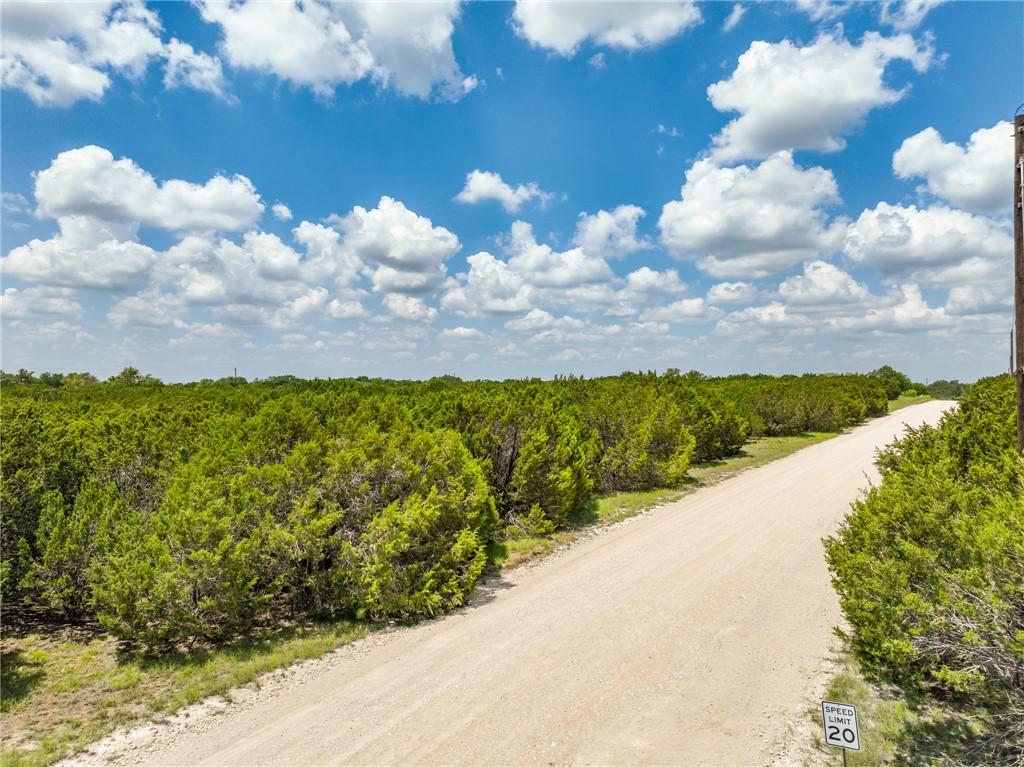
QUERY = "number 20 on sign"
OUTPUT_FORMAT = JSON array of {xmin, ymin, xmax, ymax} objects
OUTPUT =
[{"xmin": 821, "ymin": 700, "xmax": 860, "ymax": 764}]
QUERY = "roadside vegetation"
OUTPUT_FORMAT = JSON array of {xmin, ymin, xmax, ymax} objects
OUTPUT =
[
  {"xmin": 1, "ymin": 365, "xmax": 913, "ymax": 764},
  {"xmin": 810, "ymin": 654, "xmax": 918, "ymax": 766},
  {"xmin": 1, "ymin": 619, "xmax": 366, "ymax": 767},
  {"xmin": 888, "ymin": 392, "xmax": 932, "ymax": 412},
  {"xmin": 825, "ymin": 374, "xmax": 1023, "ymax": 765},
  {"xmin": 487, "ymin": 429, "xmax": 838, "ymax": 569}
]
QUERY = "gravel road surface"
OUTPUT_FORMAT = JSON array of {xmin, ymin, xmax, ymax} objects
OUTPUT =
[{"xmin": 64, "ymin": 401, "xmax": 950, "ymax": 767}]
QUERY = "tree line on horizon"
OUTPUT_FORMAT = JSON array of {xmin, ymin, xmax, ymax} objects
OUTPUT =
[
  {"xmin": 1, "ymin": 364, "xmax": 967, "ymax": 400},
  {"xmin": 3, "ymin": 367, "xmax": 897, "ymax": 649}
]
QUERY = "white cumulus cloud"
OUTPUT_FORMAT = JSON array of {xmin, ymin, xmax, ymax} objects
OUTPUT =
[
  {"xmin": 778, "ymin": 261, "xmax": 870, "ymax": 308},
  {"xmin": 196, "ymin": 0, "xmax": 473, "ymax": 101},
  {"xmin": 640, "ymin": 298, "xmax": 721, "ymax": 324},
  {"xmin": 706, "ymin": 281, "xmax": 757, "ymax": 305},
  {"xmin": 707, "ymin": 31, "xmax": 934, "ymax": 161},
  {"xmin": 269, "ymin": 287, "xmax": 330, "ymax": 328},
  {"xmin": 910, "ymin": 256, "xmax": 1003, "ymax": 290},
  {"xmin": 326, "ymin": 298, "xmax": 369, "ymax": 320},
  {"xmin": 441, "ymin": 225, "xmax": 656, "ymax": 320},
  {"xmin": 1, "ymin": 287, "xmax": 82, "ymax": 319},
  {"xmin": 1, "ymin": 1, "xmax": 232, "ymax": 106},
  {"xmin": 108, "ymin": 290, "xmax": 185, "ymax": 328},
  {"xmin": 573, "ymin": 205, "xmax": 651, "ymax": 260},
  {"xmin": 272, "ymin": 203, "xmax": 294, "ymax": 221},
  {"xmin": 505, "ymin": 308, "xmax": 563, "ymax": 332},
  {"xmin": 440, "ymin": 326, "xmax": 488, "ymax": 342},
  {"xmin": 659, "ymin": 153, "xmax": 846, "ymax": 278},
  {"xmin": 455, "ymin": 170, "xmax": 553, "ymax": 213},
  {"xmin": 162, "ymin": 38, "xmax": 230, "ymax": 99},
  {"xmin": 441, "ymin": 251, "xmax": 534, "ymax": 316},
  {"xmin": 172, "ymin": 232, "xmax": 307, "ymax": 307},
  {"xmin": 622, "ymin": 267, "xmax": 688, "ymax": 296},
  {"xmin": 829, "ymin": 284, "xmax": 951, "ymax": 333},
  {"xmin": 33, "ymin": 145, "xmax": 264, "ymax": 232},
  {"xmin": 292, "ymin": 220, "xmax": 362, "ymax": 287},
  {"xmin": 943, "ymin": 284, "xmax": 1009, "ymax": 317},
  {"xmin": 715, "ymin": 301, "xmax": 813, "ymax": 337},
  {"xmin": 382, "ymin": 293, "xmax": 439, "ymax": 322},
  {"xmin": 512, "ymin": 1, "xmax": 701, "ymax": 56},
  {"xmin": 2, "ymin": 216, "xmax": 158, "ymax": 289},
  {"xmin": 1, "ymin": 0, "xmax": 163, "ymax": 106},
  {"xmin": 506, "ymin": 220, "xmax": 615, "ymax": 288},
  {"xmin": 844, "ymin": 202, "xmax": 1010, "ymax": 275},
  {"xmin": 892, "ymin": 121, "xmax": 1012, "ymax": 214},
  {"xmin": 333, "ymin": 196, "xmax": 460, "ymax": 294}
]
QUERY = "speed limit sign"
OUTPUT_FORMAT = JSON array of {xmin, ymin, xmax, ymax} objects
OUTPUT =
[{"xmin": 821, "ymin": 701, "xmax": 860, "ymax": 751}]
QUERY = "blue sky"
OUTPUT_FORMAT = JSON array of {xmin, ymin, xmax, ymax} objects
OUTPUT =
[{"xmin": 2, "ymin": 1, "xmax": 1021, "ymax": 383}]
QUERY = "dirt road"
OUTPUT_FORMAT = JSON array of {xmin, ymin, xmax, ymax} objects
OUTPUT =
[{"xmin": 66, "ymin": 401, "xmax": 950, "ymax": 767}]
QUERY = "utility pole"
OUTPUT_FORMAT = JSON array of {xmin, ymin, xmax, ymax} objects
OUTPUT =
[{"xmin": 1014, "ymin": 113, "xmax": 1024, "ymax": 454}]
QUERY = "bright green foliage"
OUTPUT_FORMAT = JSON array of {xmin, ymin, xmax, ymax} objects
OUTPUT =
[
  {"xmin": 709, "ymin": 374, "xmax": 887, "ymax": 436},
  {"xmin": 869, "ymin": 365, "xmax": 913, "ymax": 399},
  {"xmin": 2, "ymin": 366, "xmax": 898, "ymax": 650},
  {"xmin": 825, "ymin": 375, "xmax": 1023, "ymax": 764},
  {"xmin": 92, "ymin": 469, "xmax": 269, "ymax": 647},
  {"xmin": 668, "ymin": 385, "xmax": 748, "ymax": 463},
  {"xmin": 584, "ymin": 377, "xmax": 695, "ymax": 491},
  {"xmin": 329, "ymin": 427, "xmax": 497, "ymax": 621},
  {"xmin": 20, "ymin": 481, "xmax": 123, "ymax": 616},
  {"xmin": 505, "ymin": 410, "xmax": 594, "ymax": 530}
]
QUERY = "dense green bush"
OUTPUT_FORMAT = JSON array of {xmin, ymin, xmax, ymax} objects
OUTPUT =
[
  {"xmin": 1, "ymin": 366, "xmax": 898, "ymax": 649},
  {"xmin": 825, "ymin": 375, "xmax": 1023, "ymax": 765},
  {"xmin": 705, "ymin": 373, "xmax": 887, "ymax": 437},
  {"xmin": 869, "ymin": 365, "xmax": 913, "ymax": 400},
  {"xmin": 582, "ymin": 376, "xmax": 694, "ymax": 491}
]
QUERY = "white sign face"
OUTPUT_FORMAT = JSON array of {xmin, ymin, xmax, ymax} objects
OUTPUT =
[{"xmin": 821, "ymin": 700, "xmax": 860, "ymax": 751}]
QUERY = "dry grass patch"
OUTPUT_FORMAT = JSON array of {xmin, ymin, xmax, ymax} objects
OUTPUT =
[
  {"xmin": 805, "ymin": 654, "xmax": 917, "ymax": 766},
  {"xmin": 0, "ymin": 617, "xmax": 366, "ymax": 767}
]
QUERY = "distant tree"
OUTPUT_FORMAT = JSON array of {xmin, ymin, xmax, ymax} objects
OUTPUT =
[
  {"xmin": 38, "ymin": 372, "xmax": 65, "ymax": 388},
  {"xmin": 109, "ymin": 367, "xmax": 142, "ymax": 386},
  {"xmin": 108, "ymin": 367, "xmax": 162, "ymax": 386},
  {"xmin": 215, "ymin": 376, "xmax": 247, "ymax": 387},
  {"xmin": 64, "ymin": 372, "xmax": 99, "ymax": 388},
  {"xmin": 255, "ymin": 375, "xmax": 302, "ymax": 387},
  {"xmin": 427, "ymin": 375, "xmax": 463, "ymax": 388},
  {"xmin": 926, "ymin": 379, "xmax": 966, "ymax": 399},
  {"xmin": 869, "ymin": 365, "xmax": 912, "ymax": 399}
]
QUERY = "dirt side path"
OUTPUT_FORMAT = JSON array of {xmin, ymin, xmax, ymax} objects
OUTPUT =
[{"xmin": 64, "ymin": 401, "xmax": 950, "ymax": 767}]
